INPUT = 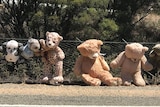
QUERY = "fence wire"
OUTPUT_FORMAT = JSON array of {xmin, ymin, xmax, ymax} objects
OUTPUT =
[{"xmin": 0, "ymin": 38, "xmax": 159, "ymax": 85}]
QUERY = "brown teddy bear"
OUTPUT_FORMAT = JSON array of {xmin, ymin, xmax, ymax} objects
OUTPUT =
[
  {"xmin": 110, "ymin": 43, "xmax": 153, "ymax": 86},
  {"xmin": 73, "ymin": 39, "xmax": 122, "ymax": 86},
  {"xmin": 39, "ymin": 31, "xmax": 65, "ymax": 84}
]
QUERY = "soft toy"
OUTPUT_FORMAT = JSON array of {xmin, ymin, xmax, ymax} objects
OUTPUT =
[
  {"xmin": 73, "ymin": 39, "xmax": 122, "ymax": 86},
  {"xmin": 110, "ymin": 43, "xmax": 153, "ymax": 86},
  {"xmin": 20, "ymin": 38, "xmax": 41, "ymax": 59},
  {"xmin": 1, "ymin": 40, "xmax": 23, "ymax": 63},
  {"xmin": 149, "ymin": 44, "xmax": 160, "ymax": 71},
  {"xmin": 39, "ymin": 31, "xmax": 65, "ymax": 84}
]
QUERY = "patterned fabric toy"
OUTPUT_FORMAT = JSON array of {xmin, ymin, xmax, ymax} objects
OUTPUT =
[{"xmin": 40, "ymin": 31, "xmax": 65, "ymax": 84}]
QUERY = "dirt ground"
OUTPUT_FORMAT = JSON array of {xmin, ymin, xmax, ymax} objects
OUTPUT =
[{"xmin": 0, "ymin": 83, "xmax": 160, "ymax": 106}]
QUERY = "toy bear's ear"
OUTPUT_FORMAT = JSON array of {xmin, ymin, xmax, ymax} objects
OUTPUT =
[
  {"xmin": 77, "ymin": 44, "xmax": 83, "ymax": 50},
  {"xmin": 77, "ymin": 43, "xmax": 84, "ymax": 49},
  {"xmin": 143, "ymin": 46, "xmax": 148, "ymax": 52},
  {"xmin": 27, "ymin": 38, "xmax": 32, "ymax": 44},
  {"xmin": 97, "ymin": 40, "xmax": 103, "ymax": 46},
  {"xmin": 28, "ymin": 38, "xmax": 35, "ymax": 45},
  {"xmin": 18, "ymin": 43, "xmax": 23, "ymax": 47},
  {"xmin": 149, "ymin": 50, "xmax": 155, "ymax": 57},
  {"xmin": 2, "ymin": 41, "xmax": 8, "ymax": 46},
  {"xmin": 2, "ymin": 42, "xmax": 7, "ymax": 51},
  {"xmin": 46, "ymin": 31, "xmax": 50, "ymax": 36},
  {"xmin": 58, "ymin": 35, "xmax": 63, "ymax": 41}
]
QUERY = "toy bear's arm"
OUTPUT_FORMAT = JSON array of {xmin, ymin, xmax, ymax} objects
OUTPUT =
[
  {"xmin": 56, "ymin": 47, "xmax": 65, "ymax": 60},
  {"xmin": 141, "ymin": 55, "xmax": 153, "ymax": 71},
  {"xmin": 73, "ymin": 56, "xmax": 83, "ymax": 76},
  {"xmin": 99, "ymin": 56, "xmax": 110, "ymax": 71},
  {"xmin": 39, "ymin": 39, "xmax": 50, "ymax": 54},
  {"xmin": 34, "ymin": 51, "xmax": 41, "ymax": 56},
  {"xmin": 110, "ymin": 51, "xmax": 125, "ymax": 69}
]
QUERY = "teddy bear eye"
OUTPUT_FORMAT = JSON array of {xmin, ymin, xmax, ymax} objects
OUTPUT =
[
  {"xmin": 34, "ymin": 47, "xmax": 38, "ymax": 49},
  {"xmin": 7, "ymin": 47, "xmax": 11, "ymax": 50}
]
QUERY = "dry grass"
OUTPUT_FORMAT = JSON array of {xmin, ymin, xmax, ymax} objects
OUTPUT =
[{"xmin": 0, "ymin": 83, "xmax": 159, "ymax": 97}]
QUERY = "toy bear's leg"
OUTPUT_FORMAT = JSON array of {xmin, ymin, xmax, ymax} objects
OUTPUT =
[
  {"xmin": 100, "ymin": 72, "xmax": 122, "ymax": 86},
  {"xmin": 82, "ymin": 74, "xmax": 101, "ymax": 86},
  {"xmin": 133, "ymin": 71, "xmax": 146, "ymax": 86},
  {"xmin": 120, "ymin": 72, "xmax": 132, "ymax": 86},
  {"xmin": 50, "ymin": 60, "xmax": 64, "ymax": 84},
  {"xmin": 42, "ymin": 62, "xmax": 52, "ymax": 83}
]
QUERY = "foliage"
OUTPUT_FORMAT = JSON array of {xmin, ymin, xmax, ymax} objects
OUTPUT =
[
  {"xmin": 0, "ymin": 0, "xmax": 39, "ymax": 38},
  {"xmin": 108, "ymin": 0, "xmax": 160, "ymax": 41},
  {"xmin": 0, "ymin": 0, "xmax": 159, "ymax": 41}
]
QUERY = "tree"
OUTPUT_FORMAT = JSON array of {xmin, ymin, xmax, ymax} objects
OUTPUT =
[
  {"xmin": 0, "ymin": 0, "xmax": 39, "ymax": 38},
  {"xmin": 28, "ymin": 0, "xmax": 119, "ymax": 40},
  {"xmin": 62, "ymin": 0, "xmax": 119, "ymax": 41},
  {"xmin": 0, "ymin": 0, "xmax": 159, "ymax": 41},
  {"xmin": 108, "ymin": 0, "xmax": 160, "ymax": 42}
]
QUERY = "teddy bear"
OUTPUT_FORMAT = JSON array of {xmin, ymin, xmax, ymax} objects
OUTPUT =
[
  {"xmin": 0, "ymin": 40, "xmax": 23, "ymax": 63},
  {"xmin": 110, "ymin": 43, "xmax": 153, "ymax": 86},
  {"xmin": 39, "ymin": 31, "xmax": 65, "ymax": 84},
  {"xmin": 73, "ymin": 39, "xmax": 122, "ymax": 86},
  {"xmin": 20, "ymin": 38, "xmax": 41, "ymax": 59},
  {"xmin": 148, "ymin": 44, "xmax": 160, "ymax": 78},
  {"xmin": 149, "ymin": 44, "xmax": 160, "ymax": 69}
]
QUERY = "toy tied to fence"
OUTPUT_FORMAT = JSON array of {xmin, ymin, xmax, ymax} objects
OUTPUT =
[
  {"xmin": 0, "ymin": 40, "xmax": 23, "ymax": 63},
  {"xmin": 73, "ymin": 39, "xmax": 122, "ymax": 86},
  {"xmin": 149, "ymin": 44, "xmax": 160, "ymax": 72},
  {"xmin": 148, "ymin": 44, "xmax": 160, "ymax": 84},
  {"xmin": 20, "ymin": 38, "xmax": 41, "ymax": 59},
  {"xmin": 110, "ymin": 43, "xmax": 153, "ymax": 86},
  {"xmin": 39, "ymin": 31, "xmax": 65, "ymax": 84}
]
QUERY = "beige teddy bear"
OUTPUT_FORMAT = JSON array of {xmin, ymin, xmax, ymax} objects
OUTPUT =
[
  {"xmin": 40, "ymin": 31, "xmax": 65, "ymax": 84},
  {"xmin": 73, "ymin": 39, "xmax": 122, "ymax": 86},
  {"xmin": 110, "ymin": 43, "xmax": 153, "ymax": 86}
]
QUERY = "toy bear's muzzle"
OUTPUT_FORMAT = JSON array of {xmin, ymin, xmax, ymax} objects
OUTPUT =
[{"xmin": 88, "ymin": 53, "xmax": 99, "ymax": 59}]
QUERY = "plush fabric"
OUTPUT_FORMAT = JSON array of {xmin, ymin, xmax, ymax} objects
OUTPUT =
[
  {"xmin": 40, "ymin": 31, "xmax": 65, "ymax": 84},
  {"xmin": 21, "ymin": 38, "xmax": 41, "ymax": 59},
  {"xmin": 149, "ymin": 44, "xmax": 160, "ymax": 71},
  {"xmin": 1, "ymin": 40, "xmax": 23, "ymax": 63},
  {"xmin": 73, "ymin": 39, "xmax": 122, "ymax": 86},
  {"xmin": 110, "ymin": 43, "xmax": 153, "ymax": 86}
]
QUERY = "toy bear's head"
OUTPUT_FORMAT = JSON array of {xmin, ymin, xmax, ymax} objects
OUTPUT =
[
  {"xmin": 2, "ymin": 40, "xmax": 23, "ymax": 62},
  {"xmin": 77, "ymin": 39, "xmax": 103, "ymax": 59},
  {"xmin": 125, "ymin": 43, "xmax": 148, "ymax": 62},
  {"xmin": 149, "ymin": 44, "xmax": 160, "ymax": 57},
  {"xmin": 3, "ymin": 40, "xmax": 23, "ymax": 55},
  {"xmin": 45, "ymin": 31, "xmax": 63, "ymax": 49},
  {"xmin": 20, "ymin": 38, "xmax": 41, "ymax": 59},
  {"xmin": 27, "ymin": 38, "xmax": 41, "ymax": 53}
]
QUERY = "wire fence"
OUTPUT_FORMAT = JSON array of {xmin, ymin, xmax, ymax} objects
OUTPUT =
[{"xmin": 0, "ymin": 38, "xmax": 159, "ymax": 85}]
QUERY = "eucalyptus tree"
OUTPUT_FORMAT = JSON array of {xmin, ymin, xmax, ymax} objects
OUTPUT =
[{"xmin": 0, "ymin": 0, "xmax": 39, "ymax": 38}]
